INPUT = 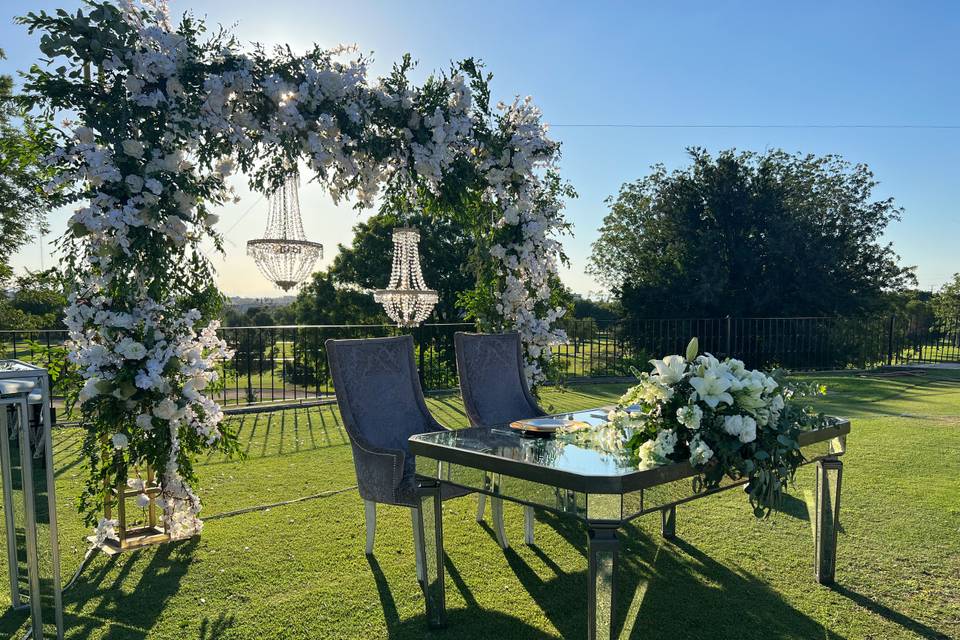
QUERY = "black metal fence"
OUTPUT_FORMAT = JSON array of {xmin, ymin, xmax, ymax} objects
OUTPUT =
[
  {"xmin": 554, "ymin": 314, "xmax": 960, "ymax": 375},
  {"xmin": 1, "ymin": 314, "xmax": 958, "ymax": 406}
]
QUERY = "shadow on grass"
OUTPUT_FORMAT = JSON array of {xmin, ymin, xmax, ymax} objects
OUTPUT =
[
  {"xmin": 199, "ymin": 612, "xmax": 236, "ymax": 639},
  {"xmin": 829, "ymin": 584, "xmax": 951, "ymax": 640},
  {"xmin": 63, "ymin": 538, "xmax": 198, "ymax": 639},
  {"xmin": 0, "ymin": 604, "xmax": 29, "ymax": 638},
  {"xmin": 493, "ymin": 516, "xmax": 846, "ymax": 640},
  {"xmin": 368, "ymin": 553, "xmax": 555, "ymax": 640}
]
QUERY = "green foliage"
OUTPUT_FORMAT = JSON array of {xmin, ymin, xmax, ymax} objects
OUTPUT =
[
  {"xmin": 0, "ymin": 267, "xmax": 68, "ymax": 329},
  {"xmin": 590, "ymin": 148, "xmax": 916, "ymax": 318},
  {"xmin": 933, "ymin": 273, "xmax": 960, "ymax": 326},
  {"xmin": 289, "ymin": 210, "xmax": 474, "ymax": 325},
  {"xmin": 571, "ymin": 294, "xmax": 621, "ymax": 322},
  {"xmin": 0, "ymin": 48, "xmax": 60, "ymax": 281}
]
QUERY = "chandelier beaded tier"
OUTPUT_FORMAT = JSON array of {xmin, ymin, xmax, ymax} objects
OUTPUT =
[
  {"xmin": 374, "ymin": 227, "xmax": 439, "ymax": 327},
  {"xmin": 247, "ymin": 173, "xmax": 323, "ymax": 291}
]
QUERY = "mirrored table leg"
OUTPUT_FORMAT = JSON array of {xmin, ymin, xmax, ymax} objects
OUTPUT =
[
  {"xmin": 661, "ymin": 505, "xmax": 676, "ymax": 539},
  {"xmin": 815, "ymin": 457, "xmax": 843, "ymax": 585},
  {"xmin": 587, "ymin": 523, "xmax": 619, "ymax": 640},
  {"xmin": 415, "ymin": 480, "xmax": 447, "ymax": 628}
]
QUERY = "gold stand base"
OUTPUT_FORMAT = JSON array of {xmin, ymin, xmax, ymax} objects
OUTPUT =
[{"xmin": 87, "ymin": 525, "xmax": 171, "ymax": 555}]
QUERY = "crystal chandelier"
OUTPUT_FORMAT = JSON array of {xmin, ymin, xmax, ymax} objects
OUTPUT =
[
  {"xmin": 247, "ymin": 173, "xmax": 323, "ymax": 291},
  {"xmin": 374, "ymin": 227, "xmax": 438, "ymax": 327}
]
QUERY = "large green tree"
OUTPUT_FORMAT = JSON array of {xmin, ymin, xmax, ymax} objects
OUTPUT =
[
  {"xmin": 589, "ymin": 148, "xmax": 915, "ymax": 318},
  {"xmin": 290, "ymin": 211, "xmax": 475, "ymax": 324},
  {"xmin": 933, "ymin": 273, "xmax": 960, "ymax": 326},
  {"xmin": 0, "ymin": 49, "xmax": 57, "ymax": 282}
]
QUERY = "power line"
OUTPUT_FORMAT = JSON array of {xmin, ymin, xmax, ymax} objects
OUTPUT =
[
  {"xmin": 223, "ymin": 194, "xmax": 266, "ymax": 238},
  {"xmin": 549, "ymin": 123, "xmax": 960, "ymax": 130}
]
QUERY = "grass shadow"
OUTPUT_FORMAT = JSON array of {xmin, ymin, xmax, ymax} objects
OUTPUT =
[
  {"xmin": 829, "ymin": 584, "xmax": 951, "ymax": 639},
  {"xmin": 63, "ymin": 538, "xmax": 199, "ymax": 639}
]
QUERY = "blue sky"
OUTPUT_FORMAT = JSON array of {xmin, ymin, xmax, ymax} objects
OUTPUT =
[{"xmin": 3, "ymin": 0, "xmax": 958, "ymax": 297}]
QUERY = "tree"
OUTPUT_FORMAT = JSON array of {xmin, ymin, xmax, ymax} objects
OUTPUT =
[
  {"xmin": 589, "ymin": 148, "xmax": 915, "ymax": 318},
  {"xmin": 0, "ymin": 49, "xmax": 57, "ymax": 282},
  {"xmin": 933, "ymin": 274, "xmax": 960, "ymax": 325},
  {"xmin": 0, "ymin": 268, "xmax": 67, "ymax": 329},
  {"xmin": 290, "ymin": 210, "xmax": 475, "ymax": 324},
  {"xmin": 570, "ymin": 294, "xmax": 621, "ymax": 322}
]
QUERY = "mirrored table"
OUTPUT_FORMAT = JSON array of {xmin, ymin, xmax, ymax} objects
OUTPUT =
[{"xmin": 410, "ymin": 407, "xmax": 849, "ymax": 640}]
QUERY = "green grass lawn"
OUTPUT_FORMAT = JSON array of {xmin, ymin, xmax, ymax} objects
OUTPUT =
[{"xmin": 1, "ymin": 373, "xmax": 958, "ymax": 639}]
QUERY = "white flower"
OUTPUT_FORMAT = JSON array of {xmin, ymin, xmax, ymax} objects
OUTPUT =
[
  {"xmin": 689, "ymin": 435, "xmax": 714, "ymax": 466},
  {"xmin": 135, "ymin": 493, "xmax": 152, "ymax": 509},
  {"xmin": 770, "ymin": 394, "xmax": 785, "ymax": 412},
  {"xmin": 153, "ymin": 397, "xmax": 180, "ymax": 421},
  {"xmin": 166, "ymin": 77, "xmax": 185, "ymax": 97},
  {"xmin": 637, "ymin": 429, "xmax": 677, "ymax": 470},
  {"xmin": 723, "ymin": 415, "xmax": 758, "ymax": 443},
  {"xmin": 125, "ymin": 174, "xmax": 144, "ymax": 193},
  {"xmin": 215, "ymin": 157, "xmax": 235, "ymax": 177},
  {"xmin": 121, "ymin": 139, "xmax": 145, "ymax": 158},
  {"xmin": 689, "ymin": 369, "xmax": 734, "ymax": 408},
  {"xmin": 677, "ymin": 404, "xmax": 703, "ymax": 430},
  {"xmin": 115, "ymin": 337, "xmax": 147, "ymax": 360},
  {"xmin": 79, "ymin": 376, "xmax": 102, "ymax": 403},
  {"xmin": 144, "ymin": 178, "xmax": 163, "ymax": 194},
  {"xmin": 650, "ymin": 354, "xmax": 687, "ymax": 385},
  {"xmin": 136, "ymin": 413, "xmax": 154, "ymax": 431},
  {"xmin": 93, "ymin": 518, "xmax": 118, "ymax": 547},
  {"xmin": 74, "ymin": 126, "xmax": 95, "ymax": 144},
  {"xmin": 111, "ymin": 433, "xmax": 129, "ymax": 449},
  {"xmin": 127, "ymin": 477, "xmax": 146, "ymax": 491}
]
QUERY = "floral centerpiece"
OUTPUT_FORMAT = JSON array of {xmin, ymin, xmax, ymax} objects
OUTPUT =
[{"xmin": 569, "ymin": 338, "xmax": 828, "ymax": 517}]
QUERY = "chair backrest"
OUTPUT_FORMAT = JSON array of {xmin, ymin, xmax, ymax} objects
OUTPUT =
[
  {"xmin": 454, "ymin": 332, "xmax": 544, "ymax": 427},
  {"xmin": 326, "ymin": 335, "xmax": 437, "ymax": 452}
]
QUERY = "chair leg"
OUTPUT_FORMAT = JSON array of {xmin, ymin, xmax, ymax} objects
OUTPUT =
[
  {"xmin": 411, "ymin": 507, "xmax": 426, "ymax": 583},
  {"xmin": 364, "ymin": 500, "xmax": 376, "ymax": 555},
  {"xmin": 476, "ymin": 494, "xmax": 486, "ymax": 522},
  {"xmin": 491, "ymin": 497, "xmax": 509, "ymax": 550},
  {"xmin": 524, "ymin": 505, "xmax": 535, "ymax": 545}
]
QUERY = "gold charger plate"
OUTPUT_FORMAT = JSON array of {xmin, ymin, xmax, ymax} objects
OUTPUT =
[{"xmin": 509, "ymin": 417, "xmax": 591, "ymax": 434}]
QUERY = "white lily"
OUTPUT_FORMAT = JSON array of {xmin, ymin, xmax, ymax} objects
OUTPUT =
[
  {"xmin": 689, "ymin": 369, "xmax": 734, "ymax": 408},
  {"xmin": 650, "ymin": 354, "xmax": 687, "ymax": 384}
]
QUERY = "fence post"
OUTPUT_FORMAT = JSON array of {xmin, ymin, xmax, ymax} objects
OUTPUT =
[
  {"xmin": 886, "ymin": 314, "xmax": 896, "ymax": 366},
  {"xmin": 724, "ymin": 315, "xmax": 732, "ymax": 358},
  {"xmin": 417, "ymin": 325, "xmax": 426, "ymax": 388}
]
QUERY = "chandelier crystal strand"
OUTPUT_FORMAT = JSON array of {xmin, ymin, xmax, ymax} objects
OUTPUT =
[
  {"xmin": 374, "ymin": 227, "xmax": 439, "ymax": 327},
  {"xmin": 247, "ymin": 173, "xmax": 323, "ymax": 291}
]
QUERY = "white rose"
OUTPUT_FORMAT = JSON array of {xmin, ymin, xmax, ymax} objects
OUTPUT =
[
  {"xmin": 74, "ymin": 126, "xmax": 95, "ymax": 144},
  {"xmin": 125, "ymin": 174, "xmax": 144, "ymax": 193},
  {"xmin": 121, "ymin": 139, "xmax": 145, "ymax": 158},
  {"xmin": 136, "ymin": 413, "xmax": 154, "ymax": 431},
  {"xmin": 115, "ymin": 337, "xmax": 147, "ymax": 360},
  {"xmin": 677, "ymin": 404, "xmax": 703, "ymax": 430},
  {"xmin": 79, "ymin": 377, "xmax": 102, "ymax": 403},
  {"xmin": 166, "ymin": 77, "xmax": 185, "ymax": 97},
  {"xmin": 144, "ymin": 178, "xmax": 163, "ymax": 194},
  {"xmin": 153, "ymin": 398, "xmax": 179, "ymax": 421},
  {"xmin": 111, "ymin": 433, "xmax": 129, "ymax": 449},
  {"xmin": 135, "ymin": 493, "xmax": 151, "ymax": 509}
]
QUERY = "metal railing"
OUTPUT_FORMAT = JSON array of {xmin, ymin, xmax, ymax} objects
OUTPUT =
[{"xmin": 2, "ymin": 314, "xmax": 958, "ymax": 407}]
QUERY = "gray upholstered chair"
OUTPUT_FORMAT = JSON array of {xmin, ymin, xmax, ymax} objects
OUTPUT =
[
  {"xmin": 326, "ymin": 335, "xmax": 474, "ymax": 580},
  {"xmin": 454, "ymin": 331, "xmax": 545, "ymax": 548}
]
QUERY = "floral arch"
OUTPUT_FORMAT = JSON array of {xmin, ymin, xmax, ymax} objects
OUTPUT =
[{"xmin": 21, "ymin": 1, "xmax": 571, "ymax": 539}]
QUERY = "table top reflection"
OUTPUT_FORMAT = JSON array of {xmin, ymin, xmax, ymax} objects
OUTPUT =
[{"xmin": 410, "ymin": 407, "xmax": 850, "ymax": 494}]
